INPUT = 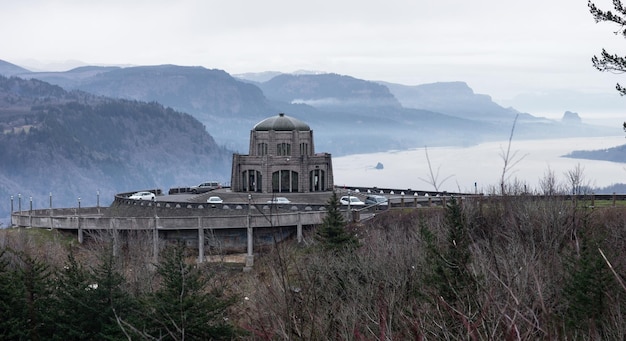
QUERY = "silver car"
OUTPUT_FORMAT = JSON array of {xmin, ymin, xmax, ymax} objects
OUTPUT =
[
  {"xmin": 340, "ymin": 196, "xmax": 365, "ymax": 206},
  {"xmin": 190, "ymin": 181, "xmax": 221, "ymax": 194}
]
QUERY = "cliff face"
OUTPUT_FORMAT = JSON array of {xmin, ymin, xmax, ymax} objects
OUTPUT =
[
  {"xmin": 0, "ymin": 75, "xmax": 232, "ymax": 221},
  {"xmin": 561, "ymin": 110, "xmax": 582, "ymax": 124}
]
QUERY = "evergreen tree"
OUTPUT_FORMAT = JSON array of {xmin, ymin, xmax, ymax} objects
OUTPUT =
[
  {"xmin": 52, "ymin": 246, "xmax": 138, "ymax": 340},
  {"xmin": 140, "ymin": 243, "xmax": 238, "ymax": 340},
  {"xmin": 562, "ymin": 230, "xmax": 613, "ymax": 335},
  {"xmin": 52, "ymin": 248, "xmax": 94, "ymax": 340},
  {"xmin": 0, "ymin": 249, "xmax": 27, "ymax": 340},
  {"xmin": 0, "ymin": 249, "xmax": 56, "ymax": 340},
  {"xmin": 315, "ymin": 191, "xmax": 359, "ymax": 251},
  {"xmin": 421, "ymin": 197, "xmax": 478, "ymax": 307},
  {"xmin": 589, "ymin": 0, "xmax": 626, "ymax": 96}
]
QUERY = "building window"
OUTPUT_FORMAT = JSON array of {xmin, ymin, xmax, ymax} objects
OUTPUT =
[
  {"xmin": 272, "ymin": 170, "xmax": 298, "ymax": 192},
  {"xmin": 300, "ymin": 143, "xmax": 309, "ymax": 156},
  {"xmin": 277, "ymin": 143, "xmax": 291, "ymax": 156},
  {"xmin": 310, "ymin": 169, "xmax": 325, "ymax": 191},
  {"xmin": 257, "ymin": 143, "xmax": 268, "ymax": 156},
  {"xmin": 242, "ymin": 170, "xmax": 262, "ymax": 192}
]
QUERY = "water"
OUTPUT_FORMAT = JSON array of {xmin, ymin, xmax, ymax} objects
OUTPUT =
[{"xmin": 333, "ymin": 136, "xmax": 626, "ymax": 193}]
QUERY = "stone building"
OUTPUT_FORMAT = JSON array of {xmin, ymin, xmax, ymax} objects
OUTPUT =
[{"xmin": 230, "ymin": 113, "xmax": 333, "ymax": 193}]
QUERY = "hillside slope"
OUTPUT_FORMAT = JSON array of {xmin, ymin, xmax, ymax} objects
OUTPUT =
[
  {"xmin": 0, "ymin": 75, "xmax": 232, "ymax": 221},
  {"xmin": 15, "ymin": 64, "xmax": 275, "ymax": 151}
]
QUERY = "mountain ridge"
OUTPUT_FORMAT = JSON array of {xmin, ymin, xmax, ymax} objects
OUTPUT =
[{"xmin": 0, "ymin": 75, "xmax": 231, "ymax": 222}]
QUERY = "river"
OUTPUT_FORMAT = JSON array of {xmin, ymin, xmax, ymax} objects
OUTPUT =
[{"xmin": 333, "ymin": 136, "xmax": 626, "ymax": 193}]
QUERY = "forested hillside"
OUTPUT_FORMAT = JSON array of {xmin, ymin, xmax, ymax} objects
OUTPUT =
[{"xmin": 0, "ymin": 75, "xmax": 232, "ymax": 222}]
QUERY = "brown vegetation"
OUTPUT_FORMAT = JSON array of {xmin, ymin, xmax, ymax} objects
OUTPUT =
[{"xmin": 2, "ymin": 195, "xmax": 626, "ymax": 340}]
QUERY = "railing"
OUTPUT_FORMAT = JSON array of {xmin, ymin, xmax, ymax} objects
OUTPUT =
[
  {"xmin": 11, "ymin": 191, "xmax": 626, "ymax": 231},
  {"xmin": 11, "ymin": 208, "xmax": 326, "ymax": 230}
]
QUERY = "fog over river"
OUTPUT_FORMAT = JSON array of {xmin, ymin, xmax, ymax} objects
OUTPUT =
[{"xmin": 333, "ymin": 136, "xmax": 626, "ymax": 194}]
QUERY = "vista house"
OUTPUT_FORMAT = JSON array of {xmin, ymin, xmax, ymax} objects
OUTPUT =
[{"xmin": 230, "ymin": 113, "xmax": 334, "ymax": 193}]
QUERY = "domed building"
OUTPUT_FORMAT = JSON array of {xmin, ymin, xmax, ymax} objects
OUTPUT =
[{"xmin": 230, "ymin": 113, "xmax": 334, "ymax": 193}]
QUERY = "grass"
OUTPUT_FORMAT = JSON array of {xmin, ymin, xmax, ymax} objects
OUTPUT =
[{"xmin": 0, "ymin": 226, "xmax": 77, "ymax": 248}]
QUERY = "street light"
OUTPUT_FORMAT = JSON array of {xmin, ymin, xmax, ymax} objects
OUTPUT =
[
  {"xmin": 18, "ymin": 194, "xmax": 21, "ymax": 212},
  {"xmin": 77, "ymin": 197, "xmax": 81, "ymax": 237}
]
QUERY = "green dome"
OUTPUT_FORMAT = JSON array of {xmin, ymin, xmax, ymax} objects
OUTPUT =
[{"xmin": 253, "ymin": 113, "xmax": 310, "ymax": 131}]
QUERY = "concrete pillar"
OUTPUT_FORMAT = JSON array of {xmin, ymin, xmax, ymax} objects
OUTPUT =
[
  {"xmin": 153, "ymin": 216, "xmax": 159, "ymax": 263},
  {"xmin": 111, "ymin": 219, "xmax": 118, "ymax": 257},
  {"xmin": 77, "ymin": 217, "xmax": 83, "ymax": 244},
  {"xmin": 244, "ymin": 212, "xmax": 254, "ymax": 271},
  {"xmin": 197, "ymin": 217, "xmax": 204, "ymax": 263},
  {"xmin": 297, "ymin": 212, "xmax": 302, "ymax": 243},
  {"xmin": 77, "ymin": 227, "xmax": 84, "ymax": 244}
]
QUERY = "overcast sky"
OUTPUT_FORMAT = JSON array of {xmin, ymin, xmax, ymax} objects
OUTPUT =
[{"xmin": 2, "ymin": 0, "xmax": 625, "ymax": 118}]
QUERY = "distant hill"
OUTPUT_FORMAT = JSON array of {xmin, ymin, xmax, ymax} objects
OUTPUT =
[
  {"xmin": 1, "ymin": 59, "xmax": 617, "ymax": 155},
  {"xmin": 563, "ymin": 144, "xmax": 626, "ymax": 164},
  {"xmin": 0, "ymin": 75, "xmax": 232, "ymax": 222},
  {"xmin": 0, "ymin": 60, "xmax": 30, "ymax": 76},
  {"xmin": 13, "ymin": 64, "xmax": 275, "ymax": 151},
  {"xmin": 259, "ymin": 73, "xmax": 402, "ymax": 109},
  {"xmin": 379, "ymin": 81, "xmax": 536, "ymax": 123},
  {"xmin": 233, "ymin": 71, "xmax": 282, "ymax": 83}
]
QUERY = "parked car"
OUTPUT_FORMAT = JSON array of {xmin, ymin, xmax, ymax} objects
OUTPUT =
[
  {"xmin": 365, "ymin": 195, "xmax": 388, "ymax": 206},
  {"xmin": 340, "ymin": 196, "xmax": 365, "ymax": 206},
  {"xmin": 266, "ymin": 197, "xmax": 291, "ymax": 204},
  {"xmin": 190, "ymin": 181, "xmax": 221, "ymax": 194},
  {"xmin": 207, "ymin": 196, "xmax": 223, "ymax": 204},
  {"xmin": 128, "ymin": 191, "xmax": 155, "ymax": 201}
]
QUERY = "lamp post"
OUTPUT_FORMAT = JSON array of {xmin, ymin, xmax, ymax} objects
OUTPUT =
[
  {"xmin": 18, "ymin": 194, "xmax": 21, "ymax": 212},
  {"xmin": 97, "ymin": 190, "xmax": 100, "ymax": 208},
  {"xmin": 10, "ymin": 196, "xmax": 13, "ymax": 213},
  {"xmin": 77, "ymin": 197, "xmax": 83, "ymax": 243}
]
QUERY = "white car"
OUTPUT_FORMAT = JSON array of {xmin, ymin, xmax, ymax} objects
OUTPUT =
[
  {"xmin": 340, "ymin": 196, "xmax": 365, "ymax": 206},
  {"xmin": 266, "ymin": 197, "xmax": 291, "ymax": 204},
  {"xmin": 207, "ymin": 196, "xmax": 223, "ymax": 204},
  {"xmin": 128, "ymin": 191, "xmax": 155, "ymax": 201}
]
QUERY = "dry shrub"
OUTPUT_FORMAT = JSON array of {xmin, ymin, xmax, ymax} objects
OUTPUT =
[{"xmin": 241, "ymin": 197, "xmax": 626, "ymax": 340}]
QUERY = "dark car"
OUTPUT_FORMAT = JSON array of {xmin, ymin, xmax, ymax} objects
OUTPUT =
[{"xmin": 365, "ymin": 195, "xmax": 388, "ymax": 206}]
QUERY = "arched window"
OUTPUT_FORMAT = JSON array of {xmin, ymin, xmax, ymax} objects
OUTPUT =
[
  {"xmin": 242, "ymin": 170, "xmax": 263, "ymax": 192},
  {"xmin": 272, "ymin": 170, "xmax": 299, "ymax": 192}
]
